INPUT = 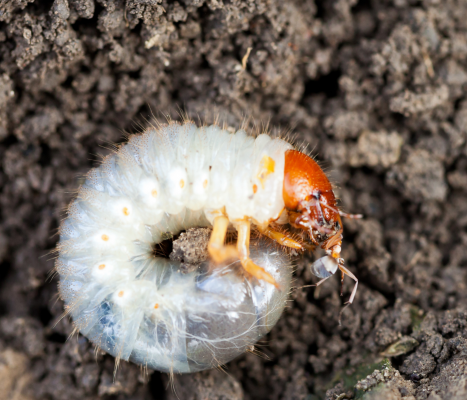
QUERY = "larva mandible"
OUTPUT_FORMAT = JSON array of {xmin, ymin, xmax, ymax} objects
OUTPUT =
[{"xmin": 56, "ymin": 119, "xmax": 360, "ymax": 373}]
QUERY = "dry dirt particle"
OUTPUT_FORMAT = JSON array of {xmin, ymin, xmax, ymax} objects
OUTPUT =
[
  {"xmin": 0, "ymin": 349, "xmax": 33, "ymax": 400},
  {"xmin": 386, "ymin": 149, "xmax": 448, "ymax": 202}
]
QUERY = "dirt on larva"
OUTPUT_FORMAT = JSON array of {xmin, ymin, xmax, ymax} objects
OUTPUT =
[{"xmin": 1, "ymin": 0, "xmax": 467, "ymax": 399}]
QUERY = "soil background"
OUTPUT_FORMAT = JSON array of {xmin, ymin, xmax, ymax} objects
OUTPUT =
[{"xmin": 1, "ymin": 0, "xmax": 467, "ymax": 399}]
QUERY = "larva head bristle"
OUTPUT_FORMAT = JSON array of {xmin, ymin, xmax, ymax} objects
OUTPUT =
[{"xmin": 296, "ymin": 141, "xmax": 314, "ymax": 157}]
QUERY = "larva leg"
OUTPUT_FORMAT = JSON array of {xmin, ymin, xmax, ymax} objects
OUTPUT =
[
  {"xmin": 236, "ymin": 220, "xmax": 280, "ymax": 289},
  {"xmin": 257, "ymin": 225, "xmax": 315, "ymax": 252},
  {"xmin": 208, "ymin": 216, "xmax": 238, "ymax": 263}
]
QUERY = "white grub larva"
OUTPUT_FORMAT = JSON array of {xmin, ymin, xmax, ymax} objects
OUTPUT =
[{"xmin": 56, "ymin": 118, "xmax": 360, "ymax": 373}]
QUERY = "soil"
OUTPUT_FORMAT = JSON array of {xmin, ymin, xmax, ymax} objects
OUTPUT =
[{"xmin": 1, "ymin": 0, "xmax": 467, "ymax": 399}]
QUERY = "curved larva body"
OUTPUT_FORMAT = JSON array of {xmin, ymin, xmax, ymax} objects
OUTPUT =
[{"xmin": 56, "ymin": 122, "xmax": 295, "ymax": 373}]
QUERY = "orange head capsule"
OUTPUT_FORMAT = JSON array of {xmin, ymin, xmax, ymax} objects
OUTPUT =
[
  {"xmin": 283, "ymin": 149, "xmax": 342, "ymax": 251},
  {"xmin": 282, "ymin": 149, "xmax": 361, "ymax": 308}
]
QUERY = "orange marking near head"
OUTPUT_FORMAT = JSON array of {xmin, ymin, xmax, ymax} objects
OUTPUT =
[
  {"xmin": 257, "ymin": 155, "xmax": 275, "ymax": 189},
  {"xmin": 101, "ymin": 234, "xmax": 109, "ymax": 241},
  {"xmin": 98, "ymin": 264, "xmax": 106, "ymax": 270},
  {"xmin": 122, "ymin": 207, "xmax": 129, "ymax": 216}
]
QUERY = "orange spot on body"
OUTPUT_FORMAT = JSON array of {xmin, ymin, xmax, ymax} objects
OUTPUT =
[
  {"xmin": 122, "ymin": 207, "xmax": 129, "ymax": 216},
  {"xmin": 101, "ymin": 234, "xmax": 109, "ymax": 241},
  {"xmin": 203, "ymin": 179, "xmax": 208, "ymax": 188},
  {"xmin": 257, "ymin": 155, "xmax": 275, "ymax": 189},
  {"xmin": 154, "ymin": 303, "xmax": 159, "ymax": 309},
  {"xmin": 180, "ymin": 179, "xmax": 185, "ymax": 188},
  {"xmin": 253, "ymin": 184, "xmax": 258, "ymax": 193},
  {"xmin": 151, "ymin": 189, "xmax": 158, "ymax": 197},
  {"xmin": 98, "ymin": 264, "xmax": 106, "ymax": 270},
  {"xmin": 118, "ymin": 291, "xmax": 124, "ymax": 297}
]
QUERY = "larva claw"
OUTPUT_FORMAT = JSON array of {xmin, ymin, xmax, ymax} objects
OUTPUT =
[{"xmin": 241, "ymin": 257, "xmax": 281, "ymax": 291}]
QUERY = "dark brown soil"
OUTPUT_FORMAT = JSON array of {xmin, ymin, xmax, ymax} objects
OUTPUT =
[{"xmin": 1, "ymin": 1, "xmax": 467, "ymax": 399}]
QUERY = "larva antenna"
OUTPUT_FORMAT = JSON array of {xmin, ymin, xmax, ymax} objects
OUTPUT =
[{"xmin": 319, "ymin": 200, "xmax": 363, "ymax": 220}]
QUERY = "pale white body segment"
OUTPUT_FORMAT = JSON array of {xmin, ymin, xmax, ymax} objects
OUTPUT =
[{"xmin": 56, "ymin": 122, "xmax": 294, "ymax": 373}]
